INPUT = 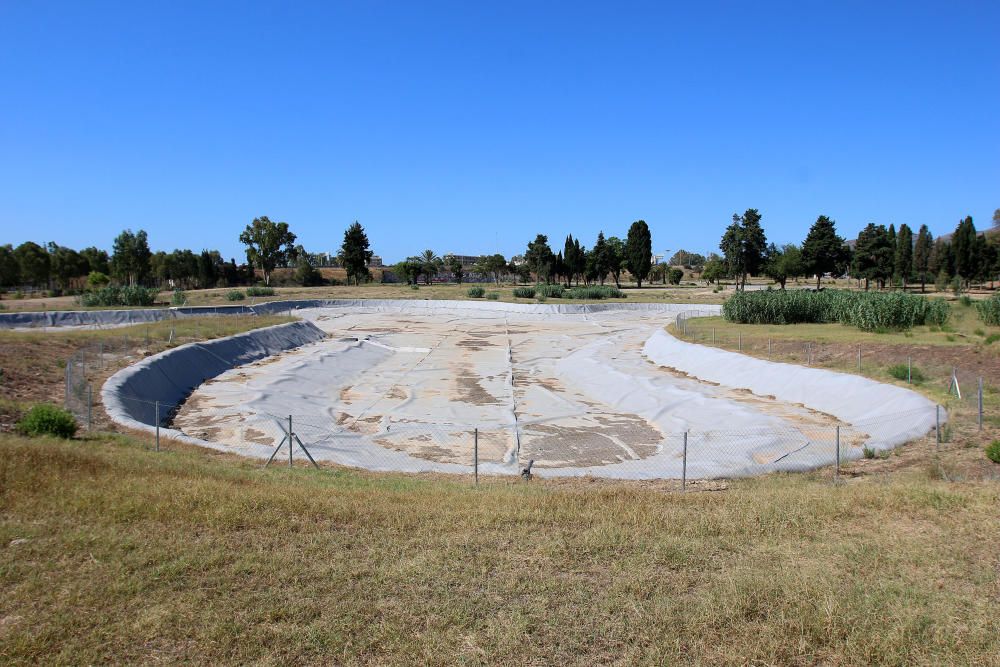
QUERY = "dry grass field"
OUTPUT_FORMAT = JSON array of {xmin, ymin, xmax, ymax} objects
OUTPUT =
[
  {"xmin": 2, "ymin": 432, "xmax": 999, "ymax": 665},
  {"xmin": 2, "ymin": 298, "xmax": 999, "ymax": 664}
]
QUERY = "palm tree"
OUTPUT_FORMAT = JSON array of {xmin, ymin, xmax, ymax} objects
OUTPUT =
[{"xmin": 409, "ymin": 249, "xmax": 441, "ymax": 285}]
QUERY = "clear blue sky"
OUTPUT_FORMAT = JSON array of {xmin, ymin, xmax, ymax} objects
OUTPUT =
[{"xmin": 1, "ymin": 1, "xmax": 997, "ymax": 264}]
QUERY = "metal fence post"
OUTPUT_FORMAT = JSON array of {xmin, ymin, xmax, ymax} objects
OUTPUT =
[
  {"xmin": 155, "ymin": 400, "xmax": 160, "ymax": 452},
  {"xmin": 712, "ymin": 327, "xmax": 716, "ymax": 344},
  {"xmin": 474, "ymin": 428, "xmax": 479, "ymax": 485},
  {"xmin": 87, "ymin": 384, "xmax": 92, "ymax": 431},
  {"xmin": 289, "ymin": 415, "xmax": 294, "ymax": 468},
  {"xmin": 935, "ymin": 405, "xmax": 940, "ymax": 449},
  {"xmin": 857, "ymin": 345, "xmax": 861, "ymax": 373},
  {"xmin": 99, "ymin": 341, "xmax": 104, "ymax": 369},
  {"xmin": 907, "ymin": 357, "xmax": 912, "ymax": 384},
  {"xmin": 978, "ymin": 377, "xmax": 983, "ymax": 431},
  {"xmin": 835, "ymin": 425, "xmax": 840, "ymax": 483},
  {"xmin": 738, "ymin": 332, "xmax": 742, "ymax": 352},
  {"xmin": 681, "ymin": 431, "xmax": 688, "ymax": 492},
  {"xmin": 768, "ymin": 338, "xmax": 771, "ymax": 359}
]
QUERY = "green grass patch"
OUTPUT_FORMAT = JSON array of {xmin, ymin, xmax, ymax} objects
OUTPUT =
[
  {"xmin": 16, "ymin": 403, "xmax": 77, "ymax": 438},
  {"xmin": 466, "ymin": 286, "xmax": 485, "ymax": 298},
  {"xmin": 986, "ymin": 440, "xmax": 1000, "ymax": 464},
  {"xmin": 887, "ymin": 363, "xmax": 926, "ymax": 384},
  {"xmin": 512, "ymin": 286, "xmax": 536, "ymax": 298}
]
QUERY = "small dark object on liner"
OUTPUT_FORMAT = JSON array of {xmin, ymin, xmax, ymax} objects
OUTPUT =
[{"xmin": 521, "ymin": 460, "xmax": 534, "ymax": 481}]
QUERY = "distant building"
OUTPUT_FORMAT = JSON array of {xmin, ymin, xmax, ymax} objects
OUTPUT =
[
  {"xmin": 444, "ymin": 254, "xmax": 482, "ymax": 267},
  {"xmin": 367, "ymin": 255, "xmax": 383, "ymax": 268}
]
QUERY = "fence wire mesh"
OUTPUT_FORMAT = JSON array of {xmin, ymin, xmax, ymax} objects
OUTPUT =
[
  {"xmin": 95, "ymin": 388, "xmax": 953, "ymax": 486},
  {"xmin": 62, "ymin": 310, "xmax": 983, "ymax": 486}
]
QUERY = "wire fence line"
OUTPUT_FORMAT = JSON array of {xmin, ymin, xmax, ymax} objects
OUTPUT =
[
  {"xmin": 674, "ymin": 310, "xmax": 991, "ymax": 431},
  {"xmin": 63, "ymin": 313, "xmax": 271, "ymax": 430},
  {"xmin": 92, "ymin": 388, "xmax": 949, "ymax": 486},
  {"xmin": 61, "ymin": 311, "xmax": 962, "ymax": 486}
]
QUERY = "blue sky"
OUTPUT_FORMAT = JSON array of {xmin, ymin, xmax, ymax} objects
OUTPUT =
[{"xmin": 1, "ymin": 1, "xmax": 997, "ymax": 263}]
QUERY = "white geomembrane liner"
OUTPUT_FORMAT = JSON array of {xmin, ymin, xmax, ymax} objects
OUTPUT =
[{"xmin": 103, "ymin": 300, "xmax": 940, "ymax": 479}]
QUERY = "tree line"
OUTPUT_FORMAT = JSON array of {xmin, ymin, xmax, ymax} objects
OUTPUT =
[
  {"xmin": 390, "ymin": 221, "xmax": 658, "ymax": 288},
  {"xmin": 715, "ymin": 208, "xmax": 1000, "ymax": 292},
  {"xmin": 0, "ymin": 230, "xmax": 258, "ymax": 294},
  {"xmin": 5, "ymin": 208, "xmax": 997, "ymax": 294}
]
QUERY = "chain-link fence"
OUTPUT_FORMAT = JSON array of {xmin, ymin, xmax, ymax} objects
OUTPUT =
[
  {"xmin": 63, "ymin": 313, "xmax": 273, "ymax": 429},
  {"xmin": 94, "ymin": 387, "xmax": 950, "ymax": 487},
  {"xmin": 63, "ymin": 309, "xmax": 972, "ymax": 486}
]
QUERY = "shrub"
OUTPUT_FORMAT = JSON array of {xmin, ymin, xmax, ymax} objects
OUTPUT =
[
  {"xmin": 78, "ymin": 286, "xmax": 159, "ymax": 307},
  {"xmin": 565, "ymin": 285, "xmax": 625, "ymax": 300},
  {"xmin": 226, "ymin": 290, "xmax": 246, "ymax": 301},
  {"xmin": 295, "ymin": 262, "xmax": 323, "ymax": 287},
  {"xmin": 985, "ymin": 333, "xmax": 1000, "ymax": 345},
  {"xmin": 887, "ymin": 363, "xmax": 926, "ymax": 384},
  {"xmin": 537, "ymin": 284, "xmax": 563, "ymax": 298},
  {"xmin": 976, "ymin": 295, "xmax": 1000, "ymax": 326},
  {"xmin": 171, "ymin": 289, "xmax": 186, "ymax": 306},
  {"xmin": 986, "ymin": 440, "xmax": 1000, "ymax": 464},
  {"xmin": 512, "ymin": 287, "xmax": 536, "ymax": 298},
  {"xmin": 486, "ymin": 291, "xmax": 499, "ymax": 300},
  {"xmin": 86, "ymin": 271, "xmax": 110, "ymax": 288},
  {"xmin": 467, "ymin": 286, "xmax": 485, "ymax": 298},
  {"xmin": 246, "ymin": 286, "xmax": 275, "ymax": 297},
  {"xmin": 668, "ymin": 267, "xmax": 684, "ymax": 285},
  {"xmin": 959, "ymin": 295, "xmax": 973, "ymax": 307},
  {"xmin": 722, "ymin": 289, "xmax": 950, "ymax": 331},
  {"xmin": 17, "ymin": 404, "xmax": 77, "ymax": 438}
]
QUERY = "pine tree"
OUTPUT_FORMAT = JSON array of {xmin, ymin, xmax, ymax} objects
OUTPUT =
[
  {"xmin": 800, "ymin": 215, "xmax": 848, "ymax": 289},
  {"xmin": 339, "ymin": 221, "xmax": 373, "ymax": 286},
  {"xmin": 894, "ymin": 224, "xmax": 913, "ymax": 290},
  {"xmin": 624, "ymin": 220, "xmax": 653, "ymax": 288},
  {"xmin": 592, "ymin": 232, "xmax": 609, "ymax": 285},
  {"xmin": 912, "ymin": 225, "xmax": 933, "ymax": 293}
]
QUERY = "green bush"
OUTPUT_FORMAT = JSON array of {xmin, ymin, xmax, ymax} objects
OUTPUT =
[
  {"xmin": 467, "ymin": 286, "xmax": 485, "ymax": 298},
  {"xmin": 226, "ymin": 290, "xmax": 246, "ymax": 301},
  {"xmin": 959, "ymin": 295, "xmax": 973, "ymax": 307},
  {"xmin": 513, "ymin": 287, "xmax": 536, "ymax": 298},
  {"xmin": 86, "ymin": 271, "xmax": 110, "ymax": 288},
  {"xmin": 171, "ymin": 289, "xmax": 186, "ymax": 306},
  {"xmin": 245, "ymin": 286, "xmax": 275, "ymax": 297},
  {"xmin": 17, "ymin": 403, "xmax": 77, "ymax": 438},
  {"xmin": 887, "ymin": 363, "xmax": 926, "ymax": 383},
  {"xmin": 78, "ymin": 286, "xmax": 159, "ymax": 307},
  {"xmin": 537, "ymin": 284, "xmax": 564, "ymax": 298},
  {"xmin": 668, "ymin": 268, "xmax": 684, "ymax": 285},
  {"xmin": 565, "ymin": 285, "xmax": 625, "ymax": 300},
  {"xmin": 722, "ymin": 290, "xmax": 950, "ymax": 331},
  {"xmin": 486, "ymin": 291, "xmax": 499, "ymax": 300},
  {"xmin": 986, "ymin": 440, "xmax": 1000, "ymax": 464},
  {"xmin": 985, "ymin": 333, "xmax": 1000, "ymax": 345},
  {"xmin": 976, "ymin": 295, "xmax": 1000, "ymax": 326}
]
